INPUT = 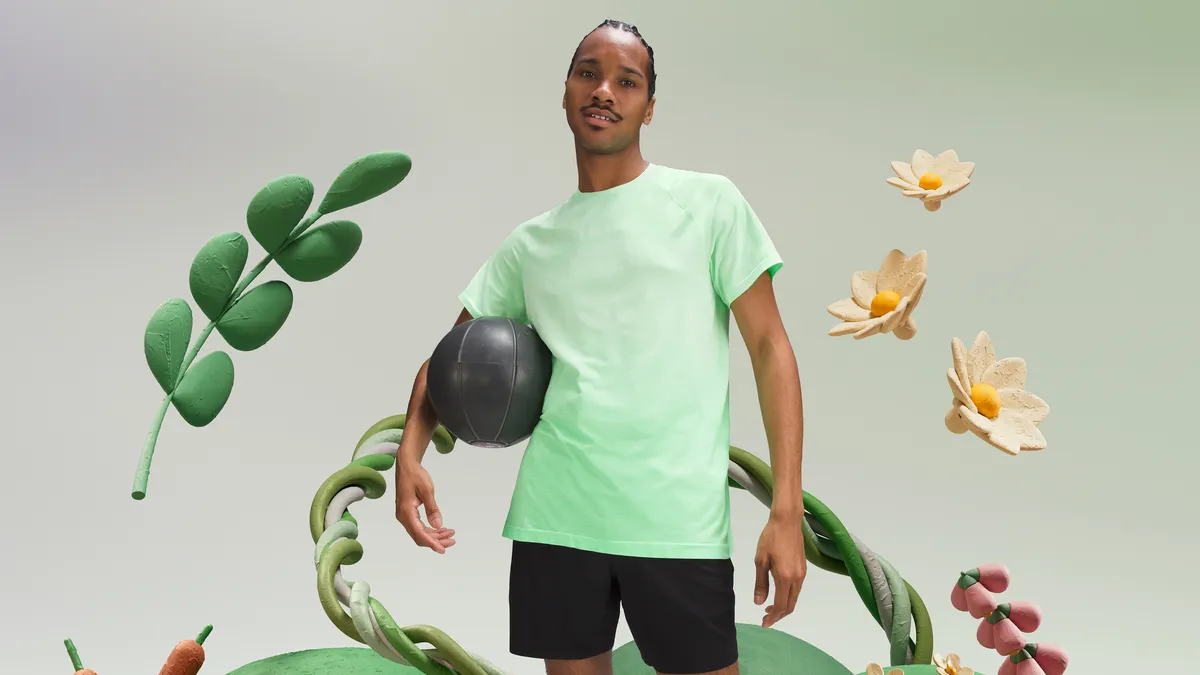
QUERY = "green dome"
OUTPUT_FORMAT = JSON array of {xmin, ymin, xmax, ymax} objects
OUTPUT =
[
  {"xmin": 224, "ymin": 647, "xmax": 420, "ymax": 674},
  {"xmin": 613, "ymin": 623, "xmax": 853, "ymax": 675},
  {"xmin": 853, "ymin": 666, "xmax": 991, "ymax": 675}
]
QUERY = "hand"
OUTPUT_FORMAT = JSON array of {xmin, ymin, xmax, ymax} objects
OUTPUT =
[
  {"xmin": 753, "ymin": 511, "xmax": 808, "ymax": 628},
  {"xmin": 396, "ymin": 461, "xmax": 456, "ymax": 553}
]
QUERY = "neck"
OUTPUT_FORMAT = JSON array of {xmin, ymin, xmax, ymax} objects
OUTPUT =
[{"xmin": 574, "ymin": 141, "xmax": 649, "ymax": 193}]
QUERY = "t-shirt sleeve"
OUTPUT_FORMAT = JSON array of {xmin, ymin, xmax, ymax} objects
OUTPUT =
[
  {"xmin": 457, "ymin": 228, "xmax": 529, "ymax": 323},
  {"xmin": 709, "ymin": 177, "xmax": 783, "ymax": 307}
]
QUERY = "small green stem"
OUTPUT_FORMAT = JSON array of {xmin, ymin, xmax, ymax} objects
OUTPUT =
[
  {"xmin": 131, "ymin": 211, "xmax": 322, "ymax": 500},
  {"xmin": 64, "ymin": 638, "xmax": 83, "ymax": 671},
  {"xmin": 196, "ymin": 624, "xmax": 213, "ymax": 645}
]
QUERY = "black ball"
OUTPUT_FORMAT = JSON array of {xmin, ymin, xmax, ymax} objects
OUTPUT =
[{"xmin": 426, "ymin": 316, "xmax": 553, "ymax": 448}]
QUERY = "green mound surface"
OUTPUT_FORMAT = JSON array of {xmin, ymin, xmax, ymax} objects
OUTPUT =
[
  {"xmin": 613, "ymin": 623, "xmax": 853, "ymax": 675},
  {"xmin": 224, "ymin": 647, "xmax": 420, "ymax": 674},
  {"xmin": 853, "ymin": 666, "xmax": 991, "ymax": 675}
]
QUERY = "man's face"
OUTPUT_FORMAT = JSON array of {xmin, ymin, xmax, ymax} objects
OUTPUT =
[{"xmin": 563, "ymin": 28, "xmax": 655, "ymax": 155}]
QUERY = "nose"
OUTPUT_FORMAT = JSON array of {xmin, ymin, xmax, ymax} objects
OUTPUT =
[{"xmin": 590, "ymin": 81, "xmax": 615, "ymax": 104}]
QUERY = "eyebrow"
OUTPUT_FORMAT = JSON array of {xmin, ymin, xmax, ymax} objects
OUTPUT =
[{"xmin": 576, "ymin": 57, "xmax": 644, "ymax": 79}]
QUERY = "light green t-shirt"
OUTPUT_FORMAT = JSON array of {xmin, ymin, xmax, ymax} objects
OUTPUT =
[{"xmin": 458, "ymin": 163, "xmax": 782, "ymax": 559}]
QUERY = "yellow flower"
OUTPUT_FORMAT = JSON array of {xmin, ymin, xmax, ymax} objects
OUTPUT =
[
  {"xmin": 827, "ymin": 249, "xmax": 927, "ymax": 340},
  {"xmin": 887, "ymin": 150, "xmax": 975, "ymax": 211},
  {"xmin": 944, "ymin": 332, "xmax": 1051, "ymax": 455},
  {"xmin": 865, "ymin": 664, "xmax": 905, "ymax": 675},
  {"xmin": 934, "ymin": 652, "xmax": 976, "ymax": 675}
]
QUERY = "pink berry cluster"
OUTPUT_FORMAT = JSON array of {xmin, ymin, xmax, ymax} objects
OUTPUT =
[{"xmin": 950, "ymin": 564, "xmax": 1069, "ymax": 675}]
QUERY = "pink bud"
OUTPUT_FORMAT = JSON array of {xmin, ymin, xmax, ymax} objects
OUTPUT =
[
  {"xmin": 997, "ymin": 658, "xmax": 1016, "ymax": 675},
  {"xmin": 1006, "ymin": 601, "xmax": 1043, "ymax": 633},
  {"xmin": 992, "ymin": 618, "xmax": 1025, "ymax": 655},
  {"xmin": 1014, "ymin": 659, "xmax": 1046, "ymax": 675},
  {"xmin": 951, "ymin": 583, "xmax": 969, "ymax": 612},
  {"xmin": 977, "ymin": 618, "xmax": 996, "ymax": 649},
  {"xmin": 965, "ymin": 583, "xmax": 999, "ymax": 618},
  {"xmin": 1032, "ymin": 643, "xmax": 1068, "ymax": 675},
  {"xmin": 976, "ymin": 563, "xmax": 1011, "ymax": 592}
]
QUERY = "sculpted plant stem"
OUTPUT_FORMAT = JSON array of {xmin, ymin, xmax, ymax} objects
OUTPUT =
[{"xmin": 132, "ymin": 211, "xmax": 323, "ymax": 500}]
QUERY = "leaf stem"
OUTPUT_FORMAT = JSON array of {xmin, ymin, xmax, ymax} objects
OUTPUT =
[
  {"xmin": 64, "ymin": 638, "xmax": 83, "ymax": 671},
  {"xmin": 196, "ymin": 624, "xmax": 213, "ymax": 645},
  {"xmin": 131, "ymin": 211, "xmax": 322, "ymax": 500}
]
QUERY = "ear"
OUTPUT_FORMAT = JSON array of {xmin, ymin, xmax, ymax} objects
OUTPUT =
[
  {"xmin": 643, "ymin": 97, "xmax": 655, "ymax": 125},
  {"xmin": 562, "ymin": 91, "xmax": 567, "ymax": 109}
]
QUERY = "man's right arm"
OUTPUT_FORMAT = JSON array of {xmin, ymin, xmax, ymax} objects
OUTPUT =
[{"xmin": 396, "ymin": 307, "xmax": 474, "ymax": 470}]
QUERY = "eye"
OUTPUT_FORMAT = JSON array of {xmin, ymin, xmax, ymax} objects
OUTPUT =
[
  {"xmin": 620, "ymin": 79, "xmax": 636, "ymax": 88},
  {"xmin": 579, "ymin": 70, "xmax": 595, "ymax": 79}
]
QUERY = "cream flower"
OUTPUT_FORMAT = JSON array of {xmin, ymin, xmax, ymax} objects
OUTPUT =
[
  {"xmin": 864, "ymin": 664, "xmax": 904, "ymax": 675},
  {"xmin": 827, "ymin": 249, "xmax": 927, "ymax": 340},
  {"xmin": 934, "ymin": 653, "xmax": 975, "ymax": 675},
  {"xmin": 887, "ymin": 149, "xmax": 975, "ymax": 211},
  {"xmin": 944, "ymin": 331, "xmax": 1051, "ymax": 455}
]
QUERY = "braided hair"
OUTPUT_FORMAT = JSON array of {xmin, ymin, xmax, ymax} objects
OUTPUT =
[{"xmin": 567, "ymin": 19, "xmax": 657, "ymax": 100}]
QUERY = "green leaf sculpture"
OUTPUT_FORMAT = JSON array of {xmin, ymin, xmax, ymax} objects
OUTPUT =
[
  {"xmin": 132, "ymin": 151, "xmax": 413, "ymax": 501},
  {"xmin": 275, "ymin": 220, "xmax": 363, "ymax": 282},
  {"xmin": 216, "ymin": 280, "xmax": 294, "ymax": 351}
]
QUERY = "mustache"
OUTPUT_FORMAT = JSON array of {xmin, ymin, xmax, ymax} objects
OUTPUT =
[{"xmin": 581, "ymin": 105, "xmax": 622, "ymax": 121}]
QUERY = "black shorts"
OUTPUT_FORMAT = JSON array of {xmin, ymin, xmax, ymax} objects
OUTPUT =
[{"xmin": 509, "ymin": 541, "xmax": 738, "ymax": 674}]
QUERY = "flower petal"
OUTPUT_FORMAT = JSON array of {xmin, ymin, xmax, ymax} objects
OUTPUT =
[
  {"xmin": 951, "ymin": 337, "xmax": 971, "ymax": 389},
  {"xmin": 945, "ymin": 404, "xmax": 969, "ymax": 433},
  {"xmin": 881, "ymin": 298, "xmax": 909, "ymax": 333},
  {"xmin": 854, "ymin": 318, "xmax": 883, "ymax": 339},
  {"xmin": 891, "ymin": 161, "xmax": 919, "ymax": 185},
  {"xmin": 930, "ymin": 150, "xmax": 961, "ymax": 177},
  {"xmin": 911, "ymin": 149, "xmax": 935, "ymax": 177},
  {"xmin": 958, "ymin": 161, "xmax": 976, "ymax": 178},
  {"xmin": 982, "ymin": 357, "xmax": 1027, "ymax": 390},
  {"xmin": 967, "ymin": 331, "xmax": 996, "ymax": 384},
  {"xmin": 876, "ymin": 249, "xmax": 908, "ymax": 292},
  {"xmin": 925, "ymin": 178, "xmax": 970, "ymax": 201},
  {"xmin": 986, "ymin": 409, "xmax": 1046, "ymax": 454},
  {"xmin": 947, "ymin": 368, "xmax": 975, "ymax": 410},
  {"xmin": 947, "ymin": 654, "xmax": 962, "ymax": 668},
  {"xmin": 851, "ymin": 270, "xmax": 878, "ymax": 308},
  {"xmin": 886, "ymin": 176, "xmax": 918, "ymax": 191},
  {"xmin": 829, "ymin": 320, "xmax": 867, "ymax": 336},
  {"xmin": 902, "ymin": 189, "xmax": 927, "ymax": 198},
  {"xmin": 904, "ymin": 249, "xmax": 928, "ymax": 275},
  {"xmin": 866, "ymin": 664, "xmax": 884, "ymax": 675},
  {"xmin": 933, "ymin": 654, "xmax": 947, "ymax": 668},
  {"xmin": 998, "ymin": 388, "xmax": 1050, "ymax": 424},
  {"xmin": 960, "ymin": 407, "xmax": 994, "ymax": 436},
  {"xmin": 893, "ymin": 315, "xmax": 917, "ymax": 340},
  {"xmin": 901, "ymin": 275, "xmax": 927, "ymax": 321},
  {"xmin": 827, "ymin": 297, "xmax": 872, "ymax": 321}
]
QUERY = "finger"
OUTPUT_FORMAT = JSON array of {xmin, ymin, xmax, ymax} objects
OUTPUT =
[
  {"xmin": 407, "ymin": 508, "xmax": 446, "ymax": 553},
  {"xmin": 785, "ymin": 576, "xmax": 803, "ymax": 616},
  {"xmin": 753, "ymin": 558, "xmax": 770, "ymax": 605},
  {"xmin": 423, "ymin": 496, "xmax": 443, "ymax": 529},
  {"xmin": 765, "ymin": 581, "xmax": 792, "ymax": 627}
]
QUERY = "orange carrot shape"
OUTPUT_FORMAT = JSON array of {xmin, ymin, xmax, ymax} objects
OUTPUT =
[
  {"xmin": 64, "ymin": 638, "xmax": 97, "ymax": 675},
  {"xmin": 159, "ymin": 624, "xmax": 213, "ymax": 675}
]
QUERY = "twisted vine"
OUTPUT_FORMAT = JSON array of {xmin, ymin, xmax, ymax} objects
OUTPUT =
[{"xmin": 310, "ymin": 414, "xmax": 932, "ymax": 675}]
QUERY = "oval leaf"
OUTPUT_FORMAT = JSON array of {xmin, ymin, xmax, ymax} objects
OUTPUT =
[
  {"xmin": 246, "ymin": 175, "xmax": 314, "ymax": 253},
  {"xmin": 189, "ymin": 232, "xmax": 249, "ymax": 320},
  {"xmin": 144, "ymin": 298, "xmax": 193, "ymax": 393},
  {"xmin": 317, "ymin": 152, "xmax": 411, "ymax": 214},
  {"xmin": 274, "ymin": 219, "xmax": 363, "ymax": 282},
  {"xmin": 172, "ymin": 350, "xmax": 235, "ymax": 427},
  {"xmin": 215, "ymin": 280, "xmax": 294, "ymax": 351}
]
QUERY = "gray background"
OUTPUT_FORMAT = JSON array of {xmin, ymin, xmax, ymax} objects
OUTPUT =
[{"xmin": 1, "ymin": 1, "xmax": 1195, "ymax": 674}]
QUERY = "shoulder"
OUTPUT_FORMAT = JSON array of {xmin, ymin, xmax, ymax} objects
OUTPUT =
[{"xmin": 650, "ymin": 164, "xmax": 741, "ymax": 212}]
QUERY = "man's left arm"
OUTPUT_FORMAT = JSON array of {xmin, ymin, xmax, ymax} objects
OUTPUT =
[{"xmin": 731, "ymin": 273, "xmax": 808, "ymax": 628}]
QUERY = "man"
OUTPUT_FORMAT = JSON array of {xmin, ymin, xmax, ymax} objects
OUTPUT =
[{"xmin": 395, "ymin": 19, "xmax": 807, "ymax": 675}]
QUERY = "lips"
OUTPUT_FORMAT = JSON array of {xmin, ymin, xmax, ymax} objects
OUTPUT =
[{"xmin": 583, "ymin": 108, "xmax": 619, "ymax": 125}]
